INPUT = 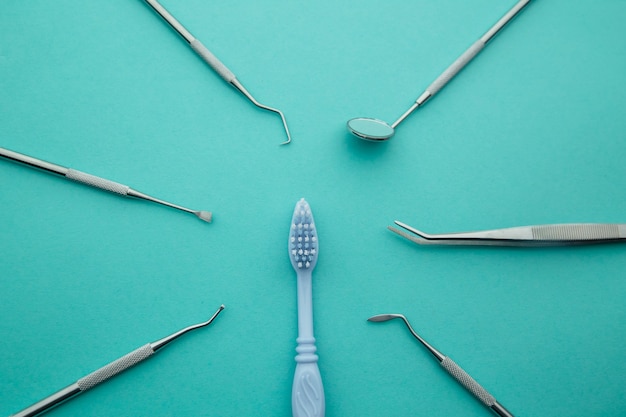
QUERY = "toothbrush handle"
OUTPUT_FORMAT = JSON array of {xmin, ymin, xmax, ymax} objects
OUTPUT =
[
  {"xmin": 65, "ymin": 168, "xmax": 131, "ymax": 196},
  {"xmin": 292, "ymin": 338, "xmax": 325, "ymax": 417},
  {"xmin": 10, "ymin": 344, "xmax": 155, "ymax": 417},
  {"xmin": 440, "ymin": 357, "xmax": 514, "ymax": 417}
]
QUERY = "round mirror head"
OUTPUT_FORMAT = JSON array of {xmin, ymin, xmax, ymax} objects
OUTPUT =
[{"xmin": 347, "ymin": 117, "xmax": 395, "ymax": 142}]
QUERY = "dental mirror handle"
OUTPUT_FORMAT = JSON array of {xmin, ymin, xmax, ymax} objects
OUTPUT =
[
  {"xmin": 439, "ymin": 356, "xmax": 513, "ymax": 417},
  {"xmin": 393, "ymin": 0, "xmax": 531, "ymax": 128}
]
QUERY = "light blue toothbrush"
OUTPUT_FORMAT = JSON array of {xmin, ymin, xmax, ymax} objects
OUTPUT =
[{"xmin": 288, "ymin": 198, "xmax": 325, "ymax": 417}]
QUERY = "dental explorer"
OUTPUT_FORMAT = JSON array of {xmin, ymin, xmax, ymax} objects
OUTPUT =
[
  {"xmin": 9, "ymin": 305, "xmax": 225, "ymax": 417},
  {"xmin": 142, "ymin": 0, "xmax": 292, "ymax": 145}
]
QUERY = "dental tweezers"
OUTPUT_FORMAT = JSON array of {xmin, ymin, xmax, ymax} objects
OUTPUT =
[{"xmin": 389, "ymin": 221, "xmax": 626, "ymax": 246}]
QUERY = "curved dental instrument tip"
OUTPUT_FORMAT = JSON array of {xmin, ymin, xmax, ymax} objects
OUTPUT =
[
  {"xmin": 348, "ymin": 0, "xmax": 531, "ymax": 142},
  {"xmin": 230, "ymin": 79, "xmax": 292, "ymax": 145},
  {"xmin": 144, "ymin": 0, "xmax": 292, "ymax": 145},
  {"xmin": 367, "ymin": 313, "xmax": 444, "ymax": 361},
  {"xmin": 9, "ymin": 304, "xmax": 225, "ymax": 417},
  {"xmin": 368, "ymin": 313, "xmax": 515, "ymax": 417},
  {"xmin": 389, "ymin": 220, "xmax": 626, "ymax": 246},
  {"xmin": 150, "ymin": 304, "xmax": 225, "ymax": 351}
]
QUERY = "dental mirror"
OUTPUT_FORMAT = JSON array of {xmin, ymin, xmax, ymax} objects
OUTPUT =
[
  {"xmin": 347, "ymin": 117, "xmax": 396, "ymax": 141},
  {"xmin": 347, "ymin": 0, "xmax": 531, "ymax": 142}
]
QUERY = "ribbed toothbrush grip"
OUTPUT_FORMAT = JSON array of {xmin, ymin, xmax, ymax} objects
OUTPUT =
[
  {"xmin": 65, "ymin": 169, "xmax": 130, "ymax": 195},
  {"xmin": 190, "ymin": 39, "xmax": 236, "ymax": 82},
  {"xmin": 292, "ymin": 363, "xmax": 325, "ymax": 417},
  {"xmin": 427, "ymin": 40, "xmax": 485, "ymax": 96},
  {"xmin": 531, "ymin": 224, "xmax": 620, "ymax": 241},
  {"xmin": 440, "ymin": 357, "xmax": 496, "ymax": 407},
  {"xmin": 76, "ymin": 344, "xmax": 154, "ymax": 391},
  {"xmin": 292, "ymin": 337, "xmax": 325, "ymax": 417}
]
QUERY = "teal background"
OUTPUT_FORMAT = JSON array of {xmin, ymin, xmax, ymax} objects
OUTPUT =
[{"xmin": 1, "ymin": 1, "xmax": 625, "ymax": 416}]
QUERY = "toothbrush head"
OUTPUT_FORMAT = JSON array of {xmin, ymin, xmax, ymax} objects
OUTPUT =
[{"xmin": 289, "ymin": 198, "xmax": 318, "ymax": 271}]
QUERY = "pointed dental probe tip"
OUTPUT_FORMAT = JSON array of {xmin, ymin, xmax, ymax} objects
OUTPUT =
[
  {"xmin": 246, "ymin": 97, "xmax": 292, "ymax": 145},
  {"xmin": 276, "ymin": 108, "xmax": 292, "ymax": 146},
  {"xmin": 150, "ymin": 304, "xmax": 225, "ymax": 352},
  {"xmin": 197, "ymin": 304, "xmax": 225, "ymax": 327},
  {"xmin": 213, "ymin": 304, "xmax": 226, "ymax": 318},
  {"xmin": 229, "ymin": 79, "xmax": 292, "ymax": 145}
]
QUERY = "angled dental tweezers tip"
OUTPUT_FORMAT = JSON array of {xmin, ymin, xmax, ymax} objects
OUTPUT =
[{"xmin": 389, "ymin": 220, "xmax": 626, "ymax": 247}]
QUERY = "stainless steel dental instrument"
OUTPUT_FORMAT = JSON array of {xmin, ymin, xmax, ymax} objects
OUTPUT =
[
  {"xmin": 143, "ymin": 0, "xmax": 292, "ymax": 145},
  {"xmin": 389, "ymin": 220, "xmax": 626, "ymax": 247},
  {"xmin": 368, "ymin": 313, "xmax": 514, "ymax": 417},
  {"xmin": 0, "ymin": 147, "xmax": 212, "ymax": 223},
  {"xmin": 9, "ymin": 305, "xmax": 225, "ymax": 417},
  {"xmin": 347, "ymin": 0, "xmax": 531, "ymax": 142}
]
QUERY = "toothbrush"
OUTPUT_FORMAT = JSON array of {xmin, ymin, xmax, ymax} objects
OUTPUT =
[
  {"xmin": 0, "ymin": 146, "xmax": 212, "ymax": 224},
  {"xmin": 9, "ymin": 305, "xmax": 225, "ymax": 417},
  {"xmin": 288, "ymin": 198, "xmax": 325, "ymax": 417}
]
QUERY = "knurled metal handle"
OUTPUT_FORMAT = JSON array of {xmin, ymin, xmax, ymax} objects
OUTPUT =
[
  {"xmin": 65, "ymin": 168, "xmax": 130, "ymax": 195},
  {"xmin": 426, "ymin": 40, "xmax": 485, "ymax": 96},
  {"xmin": 76, "ymin": 344, "xmax": 154, "ymax": 391},
  {"xmin": 440, "ymin": 357, "xmax": 496, "ymax": 407},
  {"xmin": 531, "ymin": 224, "xmax": 621, "ymax": 240},
  {"xmin": 190, "ymin": 39, "xmax": 236, "ymax": 82}
]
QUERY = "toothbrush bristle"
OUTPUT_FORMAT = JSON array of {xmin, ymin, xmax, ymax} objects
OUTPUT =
[{"xmin": 289, "ymin": 198, "xmax": 318, "ymax": 270}]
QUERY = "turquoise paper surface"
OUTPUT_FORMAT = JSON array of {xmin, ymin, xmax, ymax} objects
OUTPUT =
[{"xmin": 1, "ymin": 1, "xmax": 625, "ymax": 416}]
